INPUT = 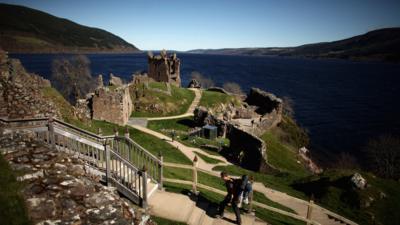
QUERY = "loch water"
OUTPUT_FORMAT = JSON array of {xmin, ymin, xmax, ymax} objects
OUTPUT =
[{"xmin": 11, "ymin": 53, "xmax": 400, "ymax": 164}]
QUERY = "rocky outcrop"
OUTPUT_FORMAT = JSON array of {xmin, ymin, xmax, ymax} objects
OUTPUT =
[
  {"xmin": 188, "ymin": 79, "xmax": 201, "ymax": 88},
  {"xmin": 0, "ymin": 52, "xmax": 59, "ymax": 119},
  {"xmin": 109, "ymin": 73, "xmax": 123, "ymax": 87},
  {"xmin": 351, "ymin": 173, "xmax": 367, "ymax": 190},
  {"xmin": 0, "ymin": 130, "xmax": 148, "ymax": 225}
]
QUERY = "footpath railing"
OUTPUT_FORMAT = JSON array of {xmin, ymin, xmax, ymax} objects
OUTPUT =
[
  {"xmin": 163, "ymin": 159, "xmax": 358, "ymax": 225},
  {"xmin": 0, "ymin": 117, "xmax": 163, "ymax": 208}
]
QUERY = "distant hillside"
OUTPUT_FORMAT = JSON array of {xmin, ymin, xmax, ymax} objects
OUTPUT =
[
  {"xmin": 0, "ymin": 3, "xmax": 140, "ymax": 53},
  {"xmin": 188, "ymin": 28, "xmax": 400, "ymax": 62}
]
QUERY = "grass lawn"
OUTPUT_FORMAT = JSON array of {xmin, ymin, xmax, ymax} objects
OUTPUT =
[
  {"xmin": 194, "ymin": 151, "xmax": 224, "ymax": 164},
  {"xmin": 0, "ymin": 154, "xmax": 31, "ymax": 225},
  {"xmin": 212, "ymin": 165, "xmax": 307, "ymax": 200},
  {"xmin": 163, "ymin": 182, "xmax": 306, "ymax": 225},
  {"xmin": 261, "ymin": 132, "xmax": 309, "ymax": 177},
  {"xmin": 70, "ymin": 120, "xmax": 192, "ymax": 165},
  {"xmin": 148, "ymin": 82, "xmax": 169, "ymax": 91},
  {"xmin": 199, "ymin": 90, "xmax": 240, "ymax": 109},
  {"xmin": 131, "ymin": 84, "xmax": 195, "ymax": 117},
  {"xmin": 147, "ymin": 117, "xmax": 229, "ymax": 156},
  {"xmin": 151, "ymin": 216, "xmax": 187, "ymax": 225}
]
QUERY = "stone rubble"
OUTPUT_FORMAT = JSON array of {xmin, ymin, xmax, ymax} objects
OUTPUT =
[{"xmin": 0, "ymin": 130, "xmax": 151, "ymax": 225}]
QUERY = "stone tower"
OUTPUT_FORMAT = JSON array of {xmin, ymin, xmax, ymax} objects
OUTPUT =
[{"xmin": 147, "ymin": 50, "xmax": 181, "ymax": 87}]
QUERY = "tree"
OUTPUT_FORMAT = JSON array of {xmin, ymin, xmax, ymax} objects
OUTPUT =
[
  {"xmin": 364, "ymin": 135, "xmax": 400, "ymax": 179},
  {"xmin": 51, "ymin": 55, "xmax": 96, "ymax": 105},
  {"xmin": 223, "ymin": 82, "xmax": 244, "ymax": 95},
  {"xmin": 190, "ymin": 71, "xmax": 214, "ymax": 89},
  {"xmin": 336, "ymin": 152, "xmax": 359, "ymax": 170}
]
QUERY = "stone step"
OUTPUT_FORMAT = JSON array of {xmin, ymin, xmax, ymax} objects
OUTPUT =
[
  {"xmin": 148, "ymin": 191, "xmax": 196, "ymax": 222},
  {"xmin": 187, "ymin": 204, "xmax": 204, "ymax": 225}
]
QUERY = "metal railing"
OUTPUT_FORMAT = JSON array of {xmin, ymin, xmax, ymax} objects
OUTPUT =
[{"xmin": 0, "ymin": 117, "xmax": 162, "ymax": 208}]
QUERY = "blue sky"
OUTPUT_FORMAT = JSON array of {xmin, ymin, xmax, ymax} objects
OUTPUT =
[{"xmin": 1, "ymin": 0, "xmax": 400, "ymax": 50}]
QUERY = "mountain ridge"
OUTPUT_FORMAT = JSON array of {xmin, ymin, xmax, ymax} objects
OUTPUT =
[
  {"xmin": 0, "ymin": 3, "xmax": 140, "ymax": 53},
  {"xmin": 188, "ymin": 28, "xmax": 400, "ymax": 62}
]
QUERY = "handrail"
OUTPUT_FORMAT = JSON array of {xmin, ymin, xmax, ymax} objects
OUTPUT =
[{"xmin": 116, "ymin": 136, "xmax": 162, "ymax": 165}]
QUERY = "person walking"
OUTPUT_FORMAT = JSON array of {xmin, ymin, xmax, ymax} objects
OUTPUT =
[{"xmin": 217, "ymin": 171, "xmax": 242, "ymax": 225}]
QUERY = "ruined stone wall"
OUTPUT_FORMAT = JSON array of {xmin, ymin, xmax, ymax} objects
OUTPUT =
[
  {"xmin": 227, "ymin": 125, "xmax": 270, "ymax": 172},
  {"xmin": 147, "ymin": 51, "xmax": 181, "ymax": 87},
  {"xmin": 0, "ymin": 53, "xmax": 59, "ymax": 119},
  {"xmin": 246, "ymin": 88, "xmax": 283, "ymax": 115},
  {"xmin": 92, "ymin": 86, "xmax": 133, "ymax": 125}
]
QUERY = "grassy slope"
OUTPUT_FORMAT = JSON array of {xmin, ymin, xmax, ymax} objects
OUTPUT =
[
  {"xmin": 199, "ymin": 90, "xmax": 240, "ymax": 109},
  {"xmin": 147, "ymin": 117, "xmax": 229, "ymax": 155},
  {"xmin": 194, "ymin": 151, "xmax": 223, "ymax": 164},
  {"xmin": 152, "ymin": 216, "xmax": 187, "ymax": 225},
  {"xmin": 131, "ymin": 83, "xmax": 195, "ymax": 117},
  {"xmin": 0, "ymin": 154, "xmax": 31, "ymax": 225}
]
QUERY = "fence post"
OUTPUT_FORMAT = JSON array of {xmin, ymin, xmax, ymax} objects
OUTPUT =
[
  {"xmin": 306, "ymin": 199, "xmax": 314, "ymax": 225},
  {"xmin": 192, "ymin": 156, "xmax": 198, "ymax": 195},
  {"xmin": 105, "ymin": 140, "xmax": 111, "ymax": 187},
  {"xmin": 141, "ymin": 166, "xmax": 148, "ymax": 208},
  {"xmin": 124, "ymin": 127, "xmax": 130, "ymax": 138},
  {"xmin": 48, "ymin": 117, "xmax": 56, "ymax": 150},
  {"xmin": 158, "ymin": 153, "xmax": 163, "ymax": 190}
]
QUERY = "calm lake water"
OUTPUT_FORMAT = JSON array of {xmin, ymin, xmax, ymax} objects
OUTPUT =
[{"xmin": 11, "ymin": 53, "xmax": 400, "ymax": 163}]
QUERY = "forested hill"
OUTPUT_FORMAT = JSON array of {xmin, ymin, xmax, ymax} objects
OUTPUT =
[
  {"xmin": 0, "ymin": 3, "xmax": 140, "ymax": 53},
  {"xmin": 188, "ymin": 28, "xmax": 400, "ymax": 62}
]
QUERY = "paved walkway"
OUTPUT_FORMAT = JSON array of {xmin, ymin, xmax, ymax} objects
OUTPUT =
[{"xmin": 128, "ymin": 88, "xmax": 352, "ymax": 225}]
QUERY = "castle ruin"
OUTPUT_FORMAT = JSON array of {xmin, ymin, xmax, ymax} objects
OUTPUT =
[{"xmin": 147, "ymin": 50, "xmax": 181, "ymax": 87}]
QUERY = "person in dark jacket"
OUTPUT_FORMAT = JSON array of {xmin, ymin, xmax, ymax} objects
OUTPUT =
[{"xmin": 217, "ymin": 171, "xmax": 242, "ymax": 225}]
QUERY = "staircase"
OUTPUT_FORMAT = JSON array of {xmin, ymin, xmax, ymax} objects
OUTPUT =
[
  {"xmin": 148, "ymin": 191, "xmax": 268, "ymax": 225},
  {"xmin": 0, "ymin": 117, "xmax": 162, "ymax": 207}
]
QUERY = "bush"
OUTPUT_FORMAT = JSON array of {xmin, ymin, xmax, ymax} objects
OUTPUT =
[
  {"xmin": 222, "ymin": 82, "xmax": 244, "ymax": 95},
  {"xmin": 190, "ymin": 71, "xmax": 214, "ymax": 88}
]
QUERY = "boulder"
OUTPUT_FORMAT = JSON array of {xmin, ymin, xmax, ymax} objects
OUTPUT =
[
  {"xmin": 188, "ymin": 79, "xmax": 201, "ymax": 88},
  {"xmin": 351, "ymin": 173, "xmax": 367, "ymax": 189}
]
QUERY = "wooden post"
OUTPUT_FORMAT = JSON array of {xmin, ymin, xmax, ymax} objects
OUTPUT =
[
  {"xmin": 48, "ymin": 117, "xmax": 56, "ymax": 150},
  {"xmin": 105, "ymin": 141, "xmax": 111, "ymax": 187},
  {"xmin": 141, "ymin": 166, "xmax": 148, "ymax": 208},
  {"xmin": 98, "ymin": 127, "xmax": 102, "ymax": 135},
  {"xmin": 192, "ymin": 156, "xmax": 198, "ymax": 195},
  {"xmin": 158, "ymin": 153, "xmax": 164, "ymax": 190},
  {"xmin": 306, "ymin": 199, "xmax": 314, "ymax": 225},
  {"xmin": 124, "ymin": 127, "xmax": 130, "ymax": 138}
]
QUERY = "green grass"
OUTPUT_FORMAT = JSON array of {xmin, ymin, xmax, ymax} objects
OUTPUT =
[
  {"xmin": 131, "ymin": 84, "xmax": 195, "ymax": 117},
  {"xmin": 151, "ymin": 216, "xmax": 187, "ymax": 225},
  {"xmin": 292, "ymin": 169, "xmax": 400, "ymax": 225},
  {"xmin": 199, "ymin": 90, "xmax": 240, "ymax": 109},
  {"xmin": 147, "ymin": 117, "xmax": 195, "ymax": 133},
  {"xmin": 148, "ymin": 82, "xmax": 169, "ymax": 91},
  {"xmin": 212, "ymin": 165, "xmax": 307, "ymax": 200},
  {"xmin": 70, "ymin": 119, "xmax": 192, "ymax": 165},
  {"xmin": 163, "ymin": 182, "xmax": 305, "ymax": 225},
  {"xmin": 147, "ymin": 117, "xmax": 229, "ymax": 156},
  {"xmin": 194, "ymin": 151, "xmax": 224, "ymax": 164},
  {"xmin": 0, "ymin": 154, "xmax": 31, "ymax": 225},
  {"xmin": 41, "ymin": 86, "xmax": 75, "ymax": 121},
  {"xmin": 261, "ymin": 132, "xmax": 309, "ymax": 177}
]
